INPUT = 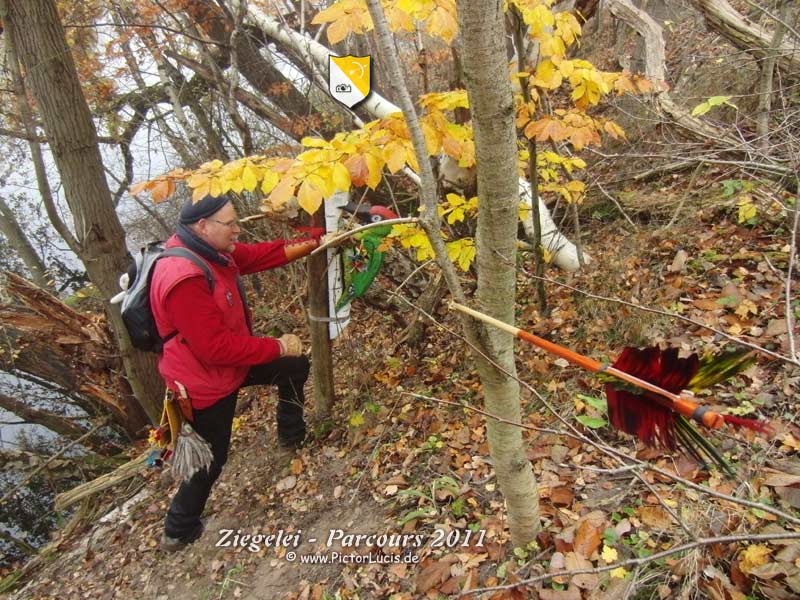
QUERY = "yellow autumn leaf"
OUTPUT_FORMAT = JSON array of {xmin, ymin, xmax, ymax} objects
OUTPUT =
[
  {"xmin": 540, "ymin": 34, "xmax": 566, "ymax": 59},
  {"xmin": 780, "ymin": 433, "xmax": 800, "ymax": 451},
  {"xmin": 416, "ymin": 242, "xmax": 434, "ymax": 261},
  {"xmin": 604, "ymin": 120, "xmax": 627, "ymax": 140},
  {"xmin": 349, "ymin": 412, "xmax": 365, "ymax": 427},
  {"xmin": 191, "ymin": 178, "xmax": 211, "ymax": 202},
  {"xmin": 267, "ymin": 178, "xmax": 296, "ymax": 208},
  {"xmin": 524, "ymin": 3, "xmax": 555, "ymax": 36},
  {"xmin": 307, "ymin": 171, "xmax": 334, "ymax": 198},
  {"xmin": 384, "ymin": 141, "xmax": 407, "ymax": 173},
  {"xmin": 556, "ymin": 12, "xmax": 582, "ymax": 47},
  {"xmin": 187, "ymin": 172, "xmax": 210, "ymax": 189},
  {"xmin": 241, "ymin": 165, "xmax": 259, "ymax": 192},
  {"xmin": 301, "ymin": 136, "xmax": 330, "ymax": 148},
  {"xmin": 426, "ymin": 5, "xmax": 457, "ymax": 43},
  {"xmin": 533, "ymin": 60, "xmax": 562, "ymax": 90},
  {"xmin": 224, "ymin": 173, "xmax": 243, "ymax": 194},
  {"xmin": 601, "ymin": 545, "xmax": 618, "ymax": 563},
  {"xmin": 296, "ymin": 178, "xmax": 324, "ymax": 214},
  {"xmin": 260, "ymin": 170, "xmax": 280, "ymax": 194},
  {"xmin": 738, "ymin": 196, "xmax": 757, "ymax": 223},
  {"xmin": 735, "ymin": 299, "xmax": 758, "ymax": 319},
  {"xmin": 332, "ymin": 162, "xmax": 352, "ymax": 191},
  {"xmin": 363, "ymin": 152, "xmax": 383, "ymax": 190},
  {"xmin": 209, "ymin": 178, "xmax": 223, "ymax": 198},
  {"xmin": 740, "ymin": 544, "xmax": 772, "ymax": 574},
  {"xmin": 610, "ymin": 567, "xmax": 629, "ymax": 579},
  {"xmin": 518, "ymin": 201, "xmax": 531, "ymax": 223},
  {"xmin": 231, "ymin": 416, "xmax": 243, "ymax": 432}
]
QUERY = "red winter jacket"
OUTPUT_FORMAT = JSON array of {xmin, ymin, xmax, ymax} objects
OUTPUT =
[{"xmin": 150, "ymin": 234, "xmax": 289, "ymax": 409}]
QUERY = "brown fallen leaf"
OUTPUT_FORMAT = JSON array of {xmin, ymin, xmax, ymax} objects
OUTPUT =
[
  {"xmin": 774, "ymin": 486, "xmax": 800, "ymax": 509},
  {"xmin": 289, "ymin": 458, "xmax": 304, "ymax": 475},
  {"xmin": 693, "ymin": 298, "xmax": 723, "ymax": 311},
  {"xmin": 573, "ymin": 512, "xmax": 605, "ymax": 558},
  {"xmin": 564, "ymin": 551, "xmax": 598, "ymax": 590},
  {"xmin": 550, "ymin": 487, "xmax": 574, "ymax": 506},
  {"xmin": 763, "ymin": 473, "xmax": 800, "ymax": 487},
  {"xmin": 638, "ymin": 506, "xmax": 673, "ymax": 530},
  {"xmin": 415, "ymin": 556, "xmax": 457, "ymax": 593}
]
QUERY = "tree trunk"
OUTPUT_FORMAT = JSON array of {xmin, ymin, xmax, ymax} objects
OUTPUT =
[
  {"xmin": 0, "ymin": 393, "xmax": 108, "ymax": 452},
  {"xmin": 0, "ymin": 271, "xmax": 145, "ymax": 437},
  {"xmin": 2, "ymin": 0, "xmax": 163, "ymax": 426},
  {"xmin": 689, "ymin": 0, "xmax": 800, "ymax": 80},
  {"xmin": 0, "ymin": 196, "xmax": 52, "ymax": 290},
  {"xmin": 457, "ymin": 0, "xmax": 540, "ymax": 547},
  {"xmin": 755, "ymin": 1, "xmax": 791, "ymax": 148}
]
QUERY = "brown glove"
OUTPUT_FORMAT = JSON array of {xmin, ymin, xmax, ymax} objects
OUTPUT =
[
  {"xmin": 284, "ymin": 238, "xmax": 319, "ymax": 261},
  {"xmin": 277, "ymin": 334, "xmax": 303, "ymax": 357}
]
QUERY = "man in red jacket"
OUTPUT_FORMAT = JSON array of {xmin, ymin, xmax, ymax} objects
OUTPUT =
[{"xmin": 152, "ymin": 193, "xmax": 319, "ymax": 551}]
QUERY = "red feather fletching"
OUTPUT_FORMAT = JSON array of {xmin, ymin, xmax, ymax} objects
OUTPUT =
[{"xmin": 605, "ymin": 347, "xmax": 698, "ymax": 449}]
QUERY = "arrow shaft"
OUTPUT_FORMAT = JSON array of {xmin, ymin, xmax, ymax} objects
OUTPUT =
[{"xmin": 450, "ymin": 302, "xmax": 724, "ymax": 429}]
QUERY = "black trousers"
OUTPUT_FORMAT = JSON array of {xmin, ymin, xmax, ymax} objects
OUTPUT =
[{"xmin": 164, "ymin": 355, "xmax": 309, "ymax": 539}]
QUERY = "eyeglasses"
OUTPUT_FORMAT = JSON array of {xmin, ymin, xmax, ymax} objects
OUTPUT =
[{"xmin": 207, "ymin": 218, "xmax": 240, "ymax": 229}]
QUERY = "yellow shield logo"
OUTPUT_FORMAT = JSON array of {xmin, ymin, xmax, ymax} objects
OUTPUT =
[{"xmin": 329, "ymin": 55, "xmax": 371, "ymax": 108}]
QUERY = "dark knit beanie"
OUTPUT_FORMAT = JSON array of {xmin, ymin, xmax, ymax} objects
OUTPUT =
[{"xmin": 179, "ymin": 194, "xmax": 231, "ymax": 225}]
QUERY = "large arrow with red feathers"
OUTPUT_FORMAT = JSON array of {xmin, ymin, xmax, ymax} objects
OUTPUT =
[{"xmin": 451, "ymin": 302, "xmax": 772, "ymax": 475}]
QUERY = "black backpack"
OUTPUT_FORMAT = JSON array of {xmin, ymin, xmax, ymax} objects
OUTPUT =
[{"xmin": 121, "ymin": 243, "xmax": 214, "ymax": 353}]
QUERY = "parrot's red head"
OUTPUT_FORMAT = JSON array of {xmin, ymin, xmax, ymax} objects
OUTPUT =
[{"xmin": 368, "ymin": 205, "xmax": 399, "ymax": 222}]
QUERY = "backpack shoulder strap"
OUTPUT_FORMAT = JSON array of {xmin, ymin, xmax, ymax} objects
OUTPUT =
[{"xmin": 160, "ymin": 247, "xmax": 215, "ymax": 292}]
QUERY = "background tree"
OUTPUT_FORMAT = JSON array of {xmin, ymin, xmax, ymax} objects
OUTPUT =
[{"xmin": 1, "ymin": 0, "xmax": 161, "ymax": 427}]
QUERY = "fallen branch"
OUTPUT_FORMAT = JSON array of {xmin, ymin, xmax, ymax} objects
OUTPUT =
[{"xmin": 54, "ymin": 450, "xmax": 149, "ymax": 511}]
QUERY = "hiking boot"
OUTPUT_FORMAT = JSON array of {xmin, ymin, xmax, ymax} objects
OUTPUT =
[
  {"xmin": 278, "ymin": 435, "xmax": 306, "ymax": 450},
  {"xmin": 160, "ymin": 520, "xmax": 204, "ymax": 553}
]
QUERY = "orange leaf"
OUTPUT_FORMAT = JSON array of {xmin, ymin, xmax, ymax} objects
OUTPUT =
[
  {"xmin": 345, "ymin": 154, "xmax": 369, "ymax": 187},
  {"xmin": 150, "ymin": 179, "xmax": 175, "ymax": 203},
  {"xmin": 638, "ymin": 506, "xmax": 673, "ymax": 530},
  {"xmin": 128, "ymin": 180, "xmax": 151, "ymax": 196},
  {"xmin": 573, "ymin": 519, "xmax": 602, "ymax": 558},
  {"xmin": 524, "ymin": 117, "xmax": 570, "ymax": 143},
  {"xmin": 568, "ymin": 126, "xmax": 600, "ymax": 151}
]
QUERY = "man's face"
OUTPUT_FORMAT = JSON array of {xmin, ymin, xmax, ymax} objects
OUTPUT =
[{"xmin": 195, "ymin": 202, "xmax": 241, "ymax": 253}]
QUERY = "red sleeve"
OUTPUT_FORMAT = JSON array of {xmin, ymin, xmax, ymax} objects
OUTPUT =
[
  {"xmin": 232, "ymin": 240, "xmax": 289, "ymax": 275},
  {"xmin": 163, "ymin": 277, "xmax": 282, "ymax": 366}
]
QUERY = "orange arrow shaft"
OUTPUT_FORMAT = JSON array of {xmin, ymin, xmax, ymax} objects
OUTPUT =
[{"xmin": 451, "ymin": 302, "xmax": 724, "ymax": 429}]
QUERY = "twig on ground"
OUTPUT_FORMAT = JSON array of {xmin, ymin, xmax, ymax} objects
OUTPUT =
[
  {"xmin": 461, "ymin": 531, "xmax": 800, "ymax": 597},
  {"xmin": 515, "ymin": 265, "xmax": 799, "ymax": 367}
]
